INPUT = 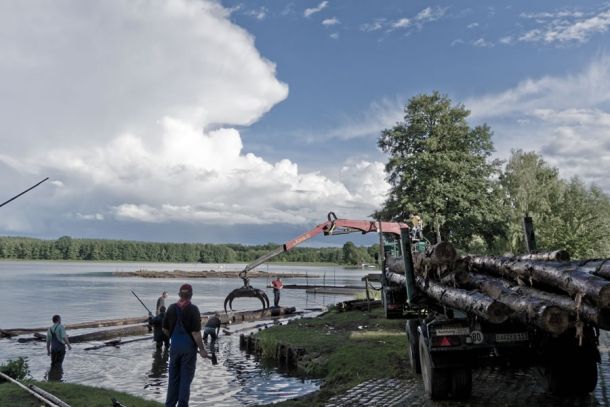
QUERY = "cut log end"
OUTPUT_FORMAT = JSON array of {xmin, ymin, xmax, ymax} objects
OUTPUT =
[
  {"xmin": 597, "ymin": 310, "xmax": 610, "ymax": 331},
  {"xmin": 599, "ymin": 286, "xmax": 610, "ymax": 310},
  {"xmin": 541, "ymin": 306, "xmax": 570, "ymax": 335},
  {"xmin": 487, "ymin": 302, "xmax": 511, "ymax": 324}
]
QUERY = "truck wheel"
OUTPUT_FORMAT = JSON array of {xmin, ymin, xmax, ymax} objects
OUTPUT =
[
  {"xmin": 547, "ymin": 357, "xmax": 597, "ymax": 395},
  {"xmin": 576, "ymin": 357, "xmax": 598, "ymax": 394},
  {"xmin": 406, "ymin": 319, "xmax": 421, "ymax": 374},
  {"xmin": 450, "ymin": 367, "xmax": 472, "ymax": 400},
  {"xmin": 419, "ymin": 332, "xmax": 449, "ymax": 399}
]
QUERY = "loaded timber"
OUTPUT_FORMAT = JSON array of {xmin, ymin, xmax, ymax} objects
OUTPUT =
[{"xmin": 379, "ymin": 218, "xmax": 606, "ymax": 400}]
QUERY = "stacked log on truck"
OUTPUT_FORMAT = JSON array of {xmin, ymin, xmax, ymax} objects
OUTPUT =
[
  {"xmin": 386, "ymin": 243, "xmax": 610, "ymax": 334},
  {"xmin": 383, "ymin": 235, "xmax": 608, "ymax": 400}
]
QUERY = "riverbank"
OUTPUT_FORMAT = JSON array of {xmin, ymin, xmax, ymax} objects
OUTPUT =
[
  {"xmin": 252, "ymin": 307, "xmax": 409, "ymax": 406},
  {"xmin": 0, "ymin": 380, "xmax": 162, "ymax": 406}
]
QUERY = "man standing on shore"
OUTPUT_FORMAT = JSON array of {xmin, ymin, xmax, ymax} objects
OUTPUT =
[
  {"xmin": 46, "ymin": 315, "xmax": 71, "ymax": 368},
  {"xmin": 163, "ymin": 284, "xmax": 208, "ymax": 407},
  {"xmin": 271, "ymin": 277, "xmax": 284, "ymax": 307}
]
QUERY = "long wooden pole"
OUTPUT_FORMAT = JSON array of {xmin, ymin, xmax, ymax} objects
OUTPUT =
[
  {"xmin": 28, "ymin": 384, "xmax": 72, "ymax": 407},
  {"xmin": 0, "ymin": 371, "xmax": 61, "ymax": 407}
]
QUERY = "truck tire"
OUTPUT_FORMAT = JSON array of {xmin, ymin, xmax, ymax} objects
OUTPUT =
[
  {"xmin": 450, "ymin": 367, "xmax": 472, "ymax": 400},
  {"xmin": 406, "ymin": 319, "xmax": 421, "ymax": 374},
  {"xmin": 546, "ymin": 356, "xmax": 597, "ymax": 395},
  {"xmin": 419, "ymin": 332, "xmax": 449, "ymax": 400}
]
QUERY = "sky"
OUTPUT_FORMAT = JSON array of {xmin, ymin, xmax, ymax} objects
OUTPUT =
[{"xmin": 1, "ymin": 0, "xmax": 609, "ymax": 246}]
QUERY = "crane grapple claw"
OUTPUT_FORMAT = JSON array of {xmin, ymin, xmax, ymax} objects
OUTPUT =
[{"xmin": 223, "ymin": 286, "xmax": 270, "ymax": 312}]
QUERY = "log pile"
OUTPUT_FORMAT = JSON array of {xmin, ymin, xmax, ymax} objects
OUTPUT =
[{"xmin": 388, "ymin": 243, "xmax": 610, "ymax": 334}]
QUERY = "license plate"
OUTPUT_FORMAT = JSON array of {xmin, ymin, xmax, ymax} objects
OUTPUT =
[
  {"xmin": 433, "ymin": 327, "xmax": 470, "ymax": 336},
  {"xmin": 495, "ymin": 332, "xmax": 528, "ymax": 342}
]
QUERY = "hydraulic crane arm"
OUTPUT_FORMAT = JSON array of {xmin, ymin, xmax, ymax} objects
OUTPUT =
[{"xmin": 241, "ymin": 212, "xmax": 408, "ymax": 274}]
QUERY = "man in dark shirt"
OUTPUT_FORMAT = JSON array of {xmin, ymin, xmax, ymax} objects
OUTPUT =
[
  {"xmin": 162, "ymin": 284, "xmax": 207, "ymax": 407},
  {"xmin": 203, "ymin": 314, "xmax": 221, "ymax": 343},
  {"xmin": 149, "ymin": 306, "xmax": 169, "ymax": 351}
]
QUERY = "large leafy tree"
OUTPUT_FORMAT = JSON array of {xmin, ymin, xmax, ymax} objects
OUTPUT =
[
  {"xmin": 499, "ymin": 150, "xmax": 562, "ymax": 253},
  {"xmin": 500, "ymin": 150, "xmax": 610, "ymax": 258},
  {"xmin": 377, "ymin": 92, "xmax": 503, "ymax": 247}
]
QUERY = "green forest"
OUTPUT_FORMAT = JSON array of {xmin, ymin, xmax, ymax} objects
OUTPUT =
[
  {"xmin": 2, "ymin": 92, "xmax": 609, "ymax": 263},
  {"xmin": 0, "ymin": 236, "xmax": 378, "ymax": 265}
]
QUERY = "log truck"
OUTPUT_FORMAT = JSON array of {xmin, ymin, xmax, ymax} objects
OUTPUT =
[{"xmin": 224, "ymin": 212, "xmax": 602, "ymax": 401}]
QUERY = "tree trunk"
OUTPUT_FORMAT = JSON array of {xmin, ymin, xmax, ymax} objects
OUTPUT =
[
  {"xmin": 468, "ymin": 256, "xmax": 610, "ymax": 309},
  {"xmin": 459, "ymin": 273, "xmax": 570, "ymax": 334},
  {"xmin": 415, "ymin": 276, "xmax": 510, "ymax": 324},
  {"xmin": 515, "ymin": 250, "xmax": 570, "ymax": 262},
  {"xmin": 508, "ymin": 282, "xmax": 610, "ymax": 330},
  {"xmin": 574, "ymin": 259, "xmax": 610, "ymax": 281},
  {"xmin": 1, "ymin": 316, "xmax": 149, "ymax": 338}
]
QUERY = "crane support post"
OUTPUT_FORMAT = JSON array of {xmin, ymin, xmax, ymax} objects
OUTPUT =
[
  {"xmin": 400, "ymin": 227, "xmax": 417, "ymax": 304},
  {"xmin": 523, "ymin": 215, "xmax": 537, "ymax": 254}
]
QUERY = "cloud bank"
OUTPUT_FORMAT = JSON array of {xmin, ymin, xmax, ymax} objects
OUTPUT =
[
  {"xmin": 466, "ymin": 55, "xmax": 610, "ymax": 192},
  {"xmin": 0, "ymin": 0, "xmax": 388, "ymax": 237}
]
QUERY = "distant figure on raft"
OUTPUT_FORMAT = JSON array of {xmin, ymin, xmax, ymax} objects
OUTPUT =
[
  {"xmin": 163, "ymin": 284, "xmax": 208, "ymax": 407},
  {"xmin": 271, "ymin": 277, "xmax": 284, "ymax": 307},
  {"xmin": 46, "ymin": 314, "xmax": 72, "ymax": 368},
  {"xmin": 149, "ymin": 305, "xmax": 170, "ymax": 351},
  {"xmin": 203, "ymin": 314, "xmax": 221, "ymax": 343}
]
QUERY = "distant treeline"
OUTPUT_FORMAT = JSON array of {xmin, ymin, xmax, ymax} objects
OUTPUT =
[{"xmin": 0, "ymin": 236, "xmax": 378, "ymax": 265}]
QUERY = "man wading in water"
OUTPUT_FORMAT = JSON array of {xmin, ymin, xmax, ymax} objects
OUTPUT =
[
  {"xmin": 163, "ymin": 284, "xmax": 208, "ymax": 407},
  {"xmin": 46, "ymin": 315, "xmax": 72, "ymax": 368}
]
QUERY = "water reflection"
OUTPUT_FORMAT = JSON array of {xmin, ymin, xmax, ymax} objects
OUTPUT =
[
  {"xmin": 149, "ymin": 349, "xmax": 169, "ymax": 379},
  {"xmin": 46, "ymin": 365, "xmax": 64, "ymax": 382},
  {"xmin": 0, "ymin": 261, "xmax": 351, "ymax": 405},
  {"xmin": 145, "ymin": 349, "xmax": 169, "ymax": 398}
]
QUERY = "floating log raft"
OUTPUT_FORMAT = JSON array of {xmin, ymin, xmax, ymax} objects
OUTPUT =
[
  {"xmin": 11, "ymin": 307, "xmax": 300, "ymax": 343},
  {"xmin": 113, "ymin": 270, "xmax": 316, "ymax": 279},
  {"xmin": 1, "ymin": 316, "xmax": 148, "ymax": 338},
  {"xmin": 17, "ymin": 325, "xmax": 150, "ymax": 343}
]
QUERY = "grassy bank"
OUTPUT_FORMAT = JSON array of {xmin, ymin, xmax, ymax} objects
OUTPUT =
[
  {"xmin": 0, "ymin": 381, "xmax": 162, "ymax": 406},
  {"xmin": 256, "ymin": 307, "xmax": 409, "ymax": 406}
]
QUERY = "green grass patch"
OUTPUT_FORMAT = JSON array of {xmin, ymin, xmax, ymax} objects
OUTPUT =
[
  {"xmin": 257, "ymin": 308, "xmax": 410, "ymax": 406},
  {"xmin": 0, "ymin": 381, "xmax": 162, "ymax": 407}
]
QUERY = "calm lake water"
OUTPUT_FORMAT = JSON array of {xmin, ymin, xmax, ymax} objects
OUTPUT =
[{"xmin": 0, "ymin": 261, "xmax": 373, "ymax": 406}]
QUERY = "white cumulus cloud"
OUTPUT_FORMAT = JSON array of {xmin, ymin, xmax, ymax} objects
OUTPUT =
[
  {"xmin": 0, "ymin": 0, "xmax": 389, "ymax": 238},
  {"xmin": 466, "ymin": 55, "xmax": 610, "ymax": 193},
  {"xmin": 304, "ymin": 1, "xmax": 328, "ymax": 18},
  {"xmin": 518, "ymin": 7, "xmax": 610, "ymax": 44}
]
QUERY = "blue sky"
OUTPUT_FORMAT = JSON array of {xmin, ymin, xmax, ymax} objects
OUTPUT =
[{"xmin": 1, "ymin": 1, "xmax": 609, "ymax": 246}]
